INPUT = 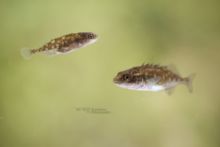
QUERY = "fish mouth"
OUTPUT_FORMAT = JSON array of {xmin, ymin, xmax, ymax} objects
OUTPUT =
[
  {"xmin": 113, "ymin": 77, "xmax": 120, "ymax": 84},
  {"xmin": 93, "ymin": 33, "xmax": 98, "ymax": 39}
]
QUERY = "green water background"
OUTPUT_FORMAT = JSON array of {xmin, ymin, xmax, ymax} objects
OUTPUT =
[{"xmin": 0, "ymin": 0, "xmax": 220, "ymax": 147}]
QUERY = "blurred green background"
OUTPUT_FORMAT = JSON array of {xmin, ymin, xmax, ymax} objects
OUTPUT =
[{"xmin": 0, "ymin": 0, "xmax": 220, "ymax": 147}]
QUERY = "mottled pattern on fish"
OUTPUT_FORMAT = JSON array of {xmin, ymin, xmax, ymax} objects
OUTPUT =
[
  {"xmin": 21, "ymin": 32, "xmax": 97, "ymax": 59},
  {"xmin": 113, "ymin": 64, "xmax": 195, "ymax": 94}
]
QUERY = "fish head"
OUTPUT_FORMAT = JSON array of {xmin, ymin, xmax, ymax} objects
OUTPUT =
[
  {"xmin": 113, "ymin": 67, "xmax": 145, "ymax": 90},
  {"xmin": 78, "ymin": 32, "xmax": 98, "ymax": 46}
]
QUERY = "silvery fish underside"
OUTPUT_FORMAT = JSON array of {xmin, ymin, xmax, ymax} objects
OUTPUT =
[
  {"xmin": 113, "ymin": 64, "xmax": 195, "ymax": 95},
  {"xmin": 21, "ymin": 32, "xmax": 98, "ymax": 59}
]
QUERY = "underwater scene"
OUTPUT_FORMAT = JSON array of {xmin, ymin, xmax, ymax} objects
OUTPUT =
[{"xmin": 0, "ymin": 0, "xmax": 220, "ymax": 147}]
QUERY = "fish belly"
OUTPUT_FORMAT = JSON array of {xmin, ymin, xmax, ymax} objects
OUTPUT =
[{"xmin": 137, "ymin": 85, "xmax": 165, "ymax": 91}]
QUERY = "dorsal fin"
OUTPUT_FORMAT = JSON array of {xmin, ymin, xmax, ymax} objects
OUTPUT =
[{"xmin": 141, "ymin": 63, "xmax": 165, "ymax": 69}]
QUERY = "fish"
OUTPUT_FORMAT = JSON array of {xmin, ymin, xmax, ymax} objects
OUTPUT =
[
  {"xmin": 113, "ymin": 64, "xmax": 195, "ymax": 94},
  {"xmin": 21, "ymin": 32, "xmax": 98, "ymax": 59}
]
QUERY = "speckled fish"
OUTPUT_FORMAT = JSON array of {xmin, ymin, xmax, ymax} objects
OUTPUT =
[
  {"xmin": 21, "ymin": 32, "xmax": 98, "ymax": 59},
  {"xmin": 113, "ymin": 64, "xmax": 195, "ymax": 94}
]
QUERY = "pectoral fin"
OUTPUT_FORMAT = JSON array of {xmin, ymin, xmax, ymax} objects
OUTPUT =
[
  {"xmin": 147, "ymin": 77, "xmax": 160, "ymax": 84},
  {"xmin": 44, "ymin": 49, "xmax": 59, "ymax": 56}
]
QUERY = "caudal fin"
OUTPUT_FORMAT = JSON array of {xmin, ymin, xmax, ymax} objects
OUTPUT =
[
  {"xmin": 21, "ymin": 48, "xmax": 33, "ymax": 59},
  {"xmin": 184, "ymin": 73, "xmax": 196, "ymax": 93}
]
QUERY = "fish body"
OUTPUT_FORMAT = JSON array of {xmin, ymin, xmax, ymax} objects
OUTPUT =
[
  {"xmin": 21, "ymin": 32, "xmax": 98, "ymax": 59},
  {"xmin": 113, "ymin": 64, "xmax": 195, "ymax": 94}
]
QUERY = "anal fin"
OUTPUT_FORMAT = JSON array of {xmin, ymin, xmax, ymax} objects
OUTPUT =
[{"xmin": 165, "ymin": 87, "xmax": 175, "ymax": 95}]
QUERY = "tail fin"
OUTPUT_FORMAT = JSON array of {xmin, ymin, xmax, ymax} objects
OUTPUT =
[
  {"xmin": 21, "ymin": 48, "xmax": 33, "ymax": 59},
  {"xmin": 184, "ymin": 73, "xmax": 196, "ymax": 93}
]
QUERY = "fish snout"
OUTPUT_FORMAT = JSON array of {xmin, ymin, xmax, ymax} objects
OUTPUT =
[{"xmin": 113, "ymin": 76, "xmax": 120, "ymax": 84}]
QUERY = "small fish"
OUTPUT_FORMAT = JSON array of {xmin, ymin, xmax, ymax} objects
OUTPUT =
[
  {"xmin": 113, "ymin": 64, "xmax": 195, "ymax": 94},
  {"xmin": 21, "ymin": 32, "xmax": 98, "ymax": 59}
]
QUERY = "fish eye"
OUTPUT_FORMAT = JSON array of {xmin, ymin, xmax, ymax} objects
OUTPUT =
[
  {"xmin": 87, "ymin": 34, "xmax": 94, "ymax": 39},
  {"xmin": 123, "ymin": 74, "xmax": 130, "ymax": 80}
]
